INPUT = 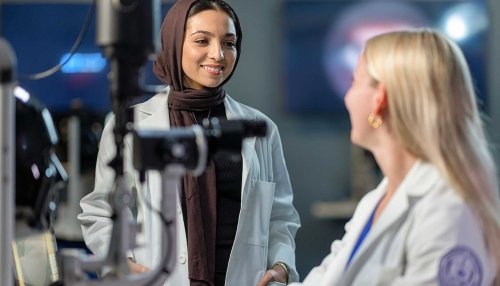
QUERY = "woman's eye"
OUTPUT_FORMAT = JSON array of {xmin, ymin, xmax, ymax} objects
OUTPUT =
[
  {"xmin": 194, "ymin": 39, "xmax": 208, "ymax": 44},
  {"xmin": 225, "ymin": 41, "xmax": 236, "ymax": 47}
]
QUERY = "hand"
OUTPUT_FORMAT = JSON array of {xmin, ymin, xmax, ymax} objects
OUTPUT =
[
  {"xmin": 256, "ymin": 264, "xmax": 288, "ymax": 286},
  {"xmin": 127, "ymin": 258, "xmax": 151, "ymax": 274}
]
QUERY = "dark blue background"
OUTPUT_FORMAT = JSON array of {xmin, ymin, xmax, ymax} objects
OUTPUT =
[
  {"xmin": 2, "ymin": 3, "xmax": 171, "ymax": 114},
  {"xmin": 283, "ymin": 0, "xmax": 488, "ymax": 114}
]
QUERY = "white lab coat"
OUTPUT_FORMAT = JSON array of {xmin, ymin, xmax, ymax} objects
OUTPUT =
[
  {"xmin": 78, "ymin": 89, "xmax": 300, "ymax": 286},
  {"xmin": 291, "ymin": 160, "xmax": 495, "ymax": 286}
]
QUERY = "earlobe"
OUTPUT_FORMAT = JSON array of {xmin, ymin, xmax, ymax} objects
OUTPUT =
[{"xmin": 368, "ymin": 114, "xmax": 383, "ymax": 128}]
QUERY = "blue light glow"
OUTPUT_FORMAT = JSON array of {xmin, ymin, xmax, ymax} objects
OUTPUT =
[{"xmin": 60, "ymin": 53, "xmax": 106, "ymax": 73}]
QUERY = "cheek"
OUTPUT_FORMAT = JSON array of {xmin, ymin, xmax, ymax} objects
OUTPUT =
[
  {"xmin": 181, "ymin": 49, "xmax": 191, "ymax": 72},
  {"xmin": 345, "ymin": 91, "xmax": 369, "ymax": 129},
  {"xmin": 224, "ymin": 51, "xmax": 237, "ymax": 73},
  {"xmin": 344, "ymin": 89, "xmax": 355, "ymax": 111},
  {"xmin": 182, "ymin": 46, "xmax": 201, "ymax": 66}
]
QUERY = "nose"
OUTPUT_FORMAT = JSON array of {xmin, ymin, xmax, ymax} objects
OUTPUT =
[
  {"xmin": 343, "ymin": 92, "xmax": 350, "ymax": 110},
  {"xmin": 209, "ymin": 42, "xmax": 224, "ymax": 62}
]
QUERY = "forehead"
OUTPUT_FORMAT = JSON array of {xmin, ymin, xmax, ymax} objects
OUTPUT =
[
  {"xmin": 185, "ymin": 9, "xmax": 236, "ymax": 35},
  {"xmin": 354, "ymin": 55, "xmax": 369, "ymax": 77}
]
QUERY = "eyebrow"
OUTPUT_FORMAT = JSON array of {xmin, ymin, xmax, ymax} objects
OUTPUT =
[{"xmin": 189, "ymin": 30, "xmax": 236, "ymax": 38}]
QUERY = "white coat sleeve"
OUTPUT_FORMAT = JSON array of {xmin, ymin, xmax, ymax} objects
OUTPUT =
[
  {"xmin": 266, "ymin": 125, "xmax": 302, "ymax": 282},
  {"xmin": 288, "ymin": 183, "xmax": 383, "ymax": 285},
  {"xmin": 77, "ymin": 116, "xmax": 135, "ymax": 256},
  {"xmin": 289, "ymin": 240, "xmax": 344, "ymax": 286},
  {"xmin": 289, "ymin": 220, "xmax": 351, "ymax": 286}
]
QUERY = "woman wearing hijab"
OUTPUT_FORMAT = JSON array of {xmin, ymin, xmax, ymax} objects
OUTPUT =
[
  {"xmin": 290, "ymin": 29, "xmax": 500, "ymax": 286},
  {"xmin": 78, "ymin": 1, "xmax": 300, "ymax": 285}
]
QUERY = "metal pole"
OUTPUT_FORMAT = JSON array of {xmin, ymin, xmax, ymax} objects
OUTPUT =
[
  {"xmin": 55, "ymin": 115, "xmax": 84, "ymax": 240},
  {"xmin": 0, "ymin": 37, "xmax": 16, "ymax": 286}
]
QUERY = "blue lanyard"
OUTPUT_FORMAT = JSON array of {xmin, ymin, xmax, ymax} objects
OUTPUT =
[{"xmin": 345, "ymin": 201, "xmax": 379, "ymax": 269}]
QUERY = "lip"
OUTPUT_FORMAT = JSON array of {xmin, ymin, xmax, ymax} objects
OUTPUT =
[{"xmin": 201, "ymin": 64, "xmax": 224, "ymax": 75}]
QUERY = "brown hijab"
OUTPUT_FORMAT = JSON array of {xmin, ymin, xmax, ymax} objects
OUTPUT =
[{"xmin": 152, "ymin": 1, "xmax": 242, "ymax": 285}]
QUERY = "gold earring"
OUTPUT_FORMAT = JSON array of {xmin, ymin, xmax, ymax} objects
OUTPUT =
[{"xmin": 368, "ymin": 114, "xmax": 383, "ymax": 128}]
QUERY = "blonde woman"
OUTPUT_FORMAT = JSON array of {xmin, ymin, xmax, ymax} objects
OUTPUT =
[{"xmin": 291, "ymin": 29, "xmax": 500, "ymax": 286}]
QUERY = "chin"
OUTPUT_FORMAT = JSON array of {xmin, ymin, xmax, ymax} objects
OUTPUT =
[
  {"xmin": 350, "ymin": 132, "xmax": 358, "ymax": 144},
  {"xmin": 350, "ymin": 135, "xmax": 367, "ymax": 149},
  {"xmin": 203, "ymin": 81, "xmax": 224, "ymax": 88}
]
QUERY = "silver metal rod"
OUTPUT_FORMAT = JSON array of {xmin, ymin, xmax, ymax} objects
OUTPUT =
[
  {"xmin": 68, "ymin": 116, "xmax": 82, "ymax": 216},
  {"xmin": 0, "ymin": 38, "xmax": 16, "ymax": 286}
]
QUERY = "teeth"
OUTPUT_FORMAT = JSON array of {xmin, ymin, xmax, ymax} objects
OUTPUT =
[{"xmin": 203, "ymin": 65, "xmax": 223, "ymax": 73}]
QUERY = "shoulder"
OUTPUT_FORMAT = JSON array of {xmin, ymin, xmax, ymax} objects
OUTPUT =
[
  {"xmin": 412, "ymin": 188, "xmax": 486, "ymax": 254},
  {"xmin": 413, "ymin": 176, "xmax": 477, "ymax": 231},
  {"xmin": 100, "ymin": 90, "xmax": 169, "ymax": 141},
  {"xmin": 407, "ymin": 167, "xmax": 483, "ymax": 242},
  {"xmin": 133, "ymin": 88, "xmax": 169, "ymax": 120},
  {"xmin": 403, "ymin": 168, "xmax": 495, "ymax": 284},
  {"xmin": 406, "ymin": 162, "xmax": 479, "ymax": 228},
  {"xmin": 407, "ymin": 173, "xmax": 494, "ymax": 278}
]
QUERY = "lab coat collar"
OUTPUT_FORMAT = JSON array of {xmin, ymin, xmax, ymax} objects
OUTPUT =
[
  {"xmin": 366, "ymin": 160, "xmax": 439, "ymax": 199},
  {"xmin": 134, "ymin": 87, "xmax": 170, "ymax": 129},
  {"xmin": 344, "ymin": 160, "xmax": 442, "ymax": 275},
  {"xmin": 134, "ymin": 90, "xmax": 257, "ymax": 199},
  {"xmin": 404, "ymin": 160, "xmax": 441, "ymax": 197}
]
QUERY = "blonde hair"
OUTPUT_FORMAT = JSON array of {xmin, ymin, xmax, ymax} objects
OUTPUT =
[{"xmin": 363, "ymin": 29, "xmax": 500, "ymax": 283}]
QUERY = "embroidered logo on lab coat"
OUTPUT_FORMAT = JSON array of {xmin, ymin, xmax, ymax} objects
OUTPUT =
[{"xmin": 438, "ymin": 246, "xmax": 482, "ymax": 286}]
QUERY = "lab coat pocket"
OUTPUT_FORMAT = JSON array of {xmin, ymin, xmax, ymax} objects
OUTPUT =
[{"xmin": 241, "ymin": 179, "xmax": 275, "ymax": 246}]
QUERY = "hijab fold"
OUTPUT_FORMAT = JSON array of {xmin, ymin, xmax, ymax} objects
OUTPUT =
[{"xmin": 152, "ymin": 1, "xmax": 242, "ymax": 285}]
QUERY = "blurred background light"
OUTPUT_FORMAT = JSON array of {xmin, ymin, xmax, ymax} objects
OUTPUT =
[
  {"xmin": 322, "ymin": 2, "xmax": 427, "ymax": 100},
  {"xmin": 441, "ymin": 2, "xmax": 488, "ymax": 42},
  {"xmin": 60, "ymin": 53, "xmax": 106, "ymax": 74}
]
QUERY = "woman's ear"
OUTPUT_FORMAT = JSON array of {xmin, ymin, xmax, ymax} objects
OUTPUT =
[{"xmin": 372, "ymin": 83, "xmax": 387, "ymax": 115}]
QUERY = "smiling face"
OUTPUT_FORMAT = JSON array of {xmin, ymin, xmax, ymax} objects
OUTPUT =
[{"xmin": 182, "ymin": 9, "xmax": 237, "ymax": 90}]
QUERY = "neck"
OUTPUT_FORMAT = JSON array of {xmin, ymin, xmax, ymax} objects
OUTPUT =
[
  {"xmin": 372, "ymin": 138, "xmax": 417, "ymax": 197},
  {"xmin": 370, "ymin": 137, "xmax": 417, "ymax": 224}
]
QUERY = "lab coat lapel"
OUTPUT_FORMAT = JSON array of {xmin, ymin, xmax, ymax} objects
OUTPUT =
[
  {"xmin": 351, "ymin": 186, "xmax": 410, "ymax": 266},
  {"xmin": 137, "ymin": 93, "xmax": 258, "ymax": 195},
  {"xmin": 343, "ymin": 161, "xmax": 435, "ymax": 280},
  {"xmin": 134, "ymin": 92, "xmax": 170, "ymax": 206},
  {"xmin": 136, "ymin": 92, "xmax": 260, "ymax": 202},
  {"xmin": 134, "ymin": 92, "xmax": 170, "ymax": 130},
  {"xmin": 224, "ymin": 97, "xmax": 257, "ymax": 199},
  {"xmin": 130, "ymin": 92, "xmax": 171, "ymax": 265},
  {"xmin": 364, "ymin": 183, "xmax": 410, "ymax": 246},
  {"xmin": 321, "ymin": 185, "xmax": 387, "ymax": 285}
]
